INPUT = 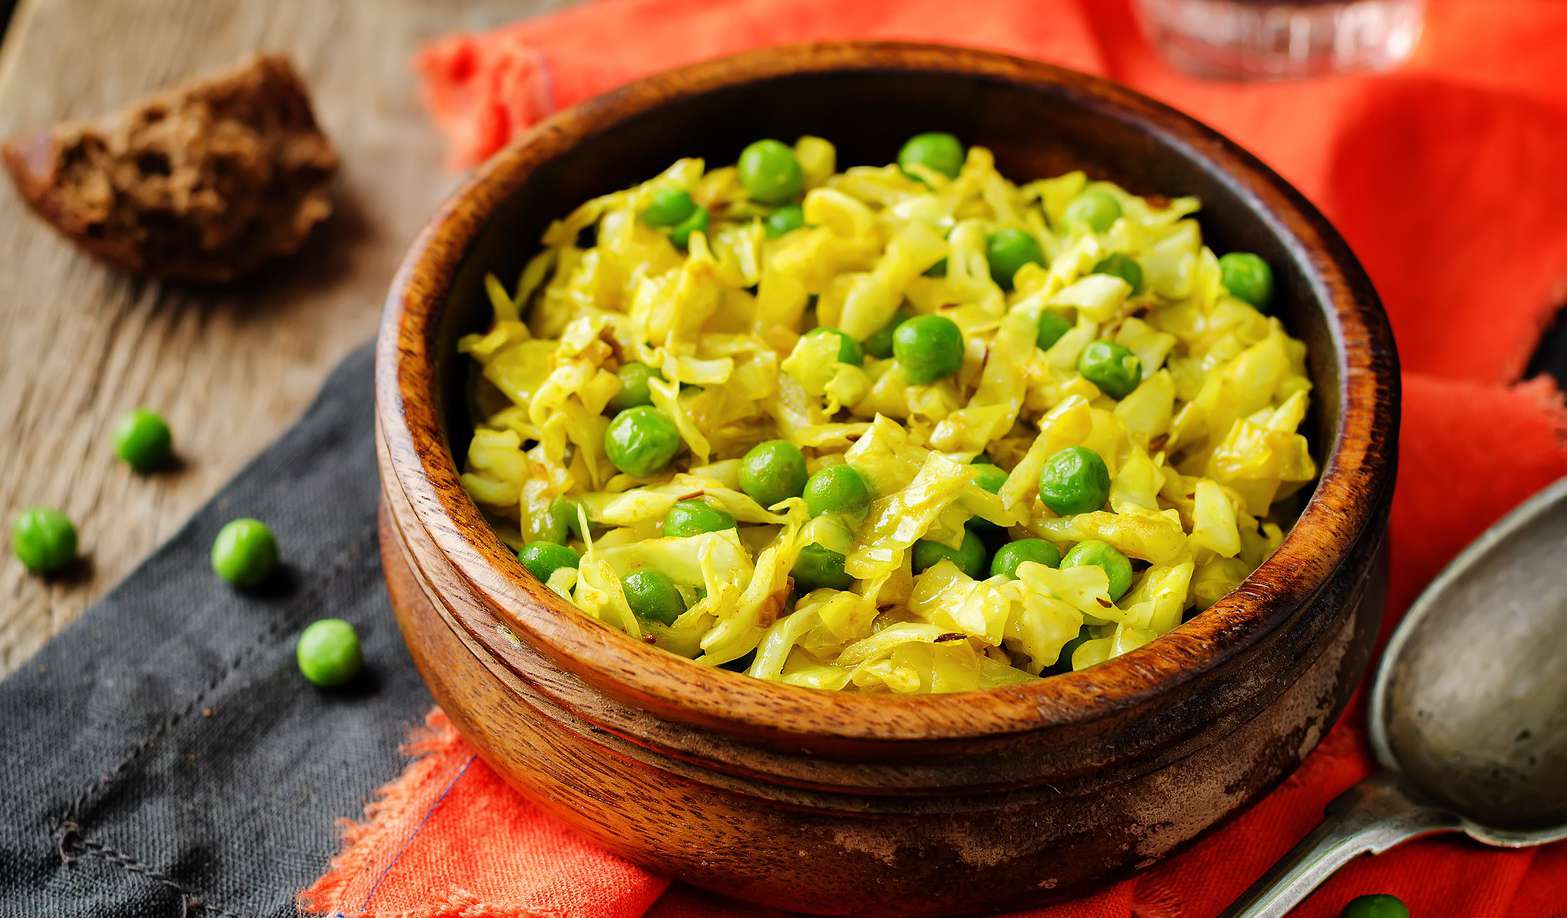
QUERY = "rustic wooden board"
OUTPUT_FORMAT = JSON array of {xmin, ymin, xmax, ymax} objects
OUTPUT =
[{"xmin": 0, "ymin": 0, "xmax": 577, "ymax": 673}]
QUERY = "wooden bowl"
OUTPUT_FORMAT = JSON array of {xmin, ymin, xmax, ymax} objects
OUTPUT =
[{"xmin": 376, "ymin": 42, "xmax": 1398, "ymax": 916}]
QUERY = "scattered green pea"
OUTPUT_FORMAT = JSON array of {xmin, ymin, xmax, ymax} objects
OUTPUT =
[
  {"xmin": 1219, "ymin": 252, "xmax": 1275, "ymax": 311},
  {"xmin": 985, "ymin": 228, "xmax": 1045, "ymax": 290},
  {"xmin": 1037, "ymin": 309, "xmax": 1072, "ymax": 351},
  {"xmin": 790, "ymin": 543, "xmax": 854, "ymax": 591},
  {"xmin": 805, "ymin": 326, "xmax": 864, "ymax": 366},
  {"xmin": 897, "ymin": 132, "xmax": 965, "ymax": 180},
  {"xmin": 1061, "ymin": 539, "xmax": 1133, "ymax": 600},
  {"xmin": 1064, "ymin": 188, "xmax": 1122, "ymax": 232},
  {"xmin": 607, "ymin": 362, "xmax": 663, "ymax": 414},
  {"xmin": 802, "ymin": 464, "xmax": 871, "ymax": 517},
  {"xmin": 912, "ymin": 530, "xmax": 988, "ymax": 579},
  {"xmin": 863, "ymin": 308, "xmax": 912, "ymax": 359},
  {"xmin": 519, "ymin": 541, "xmax": 580, "ymax": 581},
  {"xmin": 668, "ymin": 204, "xmax": 710, "ymax": 249},
  {"xmin": 893, "ymin": 314, "xmax": 965, "ymax": 384},
  {"xmin": 296, "ymin": 618, "xmax": 363, "ymax": 688},
  {"xmin": 990, "ymin": 538, "xmax": 1062, "ymax": 579},
  {"xmin": 739, "ymin": 440, "xmax": 809, "ymax": 508},
  {"xmin": 662, "ymin": 499, "xmax": 736, "ymax": 538},
  {"xmin": 604, "ymin": 406, "xmax": 682, "ymax": 477},
  {"xmin": 765, "ymin": 204, "xmax": 805, "ymax": 238},
  {"xmin": 211, "ymin": 517, "xmax": 278, "ymax": 588},
  {"xmin": 1340, "ymin": 894, "xmax": 1409, "ymax": 918},
  {"xmin": 550, "ymin": 496, "xmax": 588, "ymax": 540},
  {"xmin": 11, "ymin": 507, "xmax": 76, "ymax": 575},
  {"xmin": 1078, "ymin": 340, "xmax": 1143, "ymax": 400},
  {"xmin": 1092, "ymin": 252, "xmax": 1143, "ymax": 294},
  {"xmin": 622, "ymin": 569, "xmax": 686, "ymax": 625},
  {"xmin": 737, "ymin": 139, "xmax": 804, "ymax": 205},
  {"xmin": 112, "ymin": 408, "xmax": 172, "ymax": 472},
  {"xmin": 641, "ymin": 188, "xmax": 697, "ymax": 227},
  {"xmin": 972, "ymin": 463, "xmax": 1009, "ymax": 495},
  {"xmin": 1038, "ymin": 446, "xmax": 1111, "ymax": 516}
]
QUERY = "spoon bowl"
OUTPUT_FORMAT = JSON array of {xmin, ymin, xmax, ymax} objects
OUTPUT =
[
  {"xmin": 1372, "ymin": 475, "xmax": 1567, "ymax": 841},
  {"xmin": 1228, "ymin": 476, "xmax": 1567, "ymax": 916}
]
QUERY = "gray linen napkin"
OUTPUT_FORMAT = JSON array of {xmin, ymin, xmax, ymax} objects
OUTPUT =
[{"xmin": 0, "ymin": 343, "xmax": 431, "ymax": 917}]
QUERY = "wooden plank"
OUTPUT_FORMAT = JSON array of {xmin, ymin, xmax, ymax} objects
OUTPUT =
[{"xmin": 0, "ymin": 0, "xmax": 577, "ymax": 672}]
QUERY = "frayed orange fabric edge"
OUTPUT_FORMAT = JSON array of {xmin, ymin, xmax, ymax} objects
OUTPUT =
[{"xmin": 298, "ymin": 710, "xmax": 472, "ymax": 918}]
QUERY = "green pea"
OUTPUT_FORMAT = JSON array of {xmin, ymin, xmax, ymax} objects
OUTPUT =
[
  {"xmin": 897, "ymin": 132, "xmax": 965, "ymax": 180},
  {"xmin": 1219, "ymin": 252, "xmax": 1275, "ymax": 311},
  {"xmin": 738, "ymin": 439, "xmax": 809, "ymax": 508},
  {"xmin": 791, "ymin": 543, "xmax": 854, "ymax": 591},
  {"xmin": 804, "ymin": 326, "xmax": 864, "ymax": 366},
  {"xmin": 863, "ymin": 308, "xmax": 912, "ymax": 359},
  {"xmin": 990, "ymin": 538, "xmax": 1062, "ymax": 579},
  {"xmin": 1092, "ymin": 252, "xmax": 1144, "ymax": 294},
  {"xmin": 1037, "ymin": 309, "xmax": 1072, "ymax": 351},
  {"xmin": 607, "ymin": 362, "xmax": 663, "ymax": 414},
  {"xmin": 1061, "ymin": 539, "xmax": 1133, "ymax": 601},
  {"xmin": 912, "ymin": 530, "xmax": 988, "ymax": 579},
  {"xmin": 550, "ymin": 497, "xmax": 588, "ymax": 540},
  {"xmin": 1064, "ymin": 188, "xmax": 1122, "ymax": 232},
  {"xmin": 11, "ymin": 507, "xmax": 77, "ymax": 575},
  {"xmin": 923, "ymin": 257, "xmax": 948, "ymax": 278},
  {"xmin": 211, "ymin": 517, "xmax": 278, "ymax": 588},
  {"xmin": 295, "ymin": 618, "xmax": 363, "ymax": 688},
  {"xmin": 972, "ymin": 463, "xmax": 1009, "ymax": 495},
  {"xmin": 518, "ymin": 541, "xmax": 580, "ymax": 581},
  {"xmin": 621, "ymin": 569, "xmax": 686, "ymax": 625},
  {"xmin": 802, "ymin": 464, "xmax": 871, "ymax": 517},
  {"xmin": 662, "ymin": 499, "xmax": 736, "ymax": 538},
  {"xmin": 972, "ymin": 452, "xmax": 997, "ymax": 466},
  {"xmin": 737, "ymin": 139, "xmax": 804, "ymax": 205},
  {"xmin": 1038, "ymin": 446, "xmax": 1111, "ymax": 516},
  {"xmin": 604, "ymin": 406, "xmax": 682, "ymax": 477},
  {"xmin": 892, "ymin": 314, "xmax": 964, "ymax": 384},
  {"xmin": 535, "ymin": 497, "xmax": 577, "ymax": 544},
  {"xmin": 764, "ymin": 204, "xmax": 805, "ymax": 238},
  {"xmin": 642, "ymin": 188, "xmax": 696, "ymax": 227},
  {"xmin": 1078, "ymin": 340, "xmax": 1143, "ymax": 400},
  {"xmin": 1340, "ymin": 894, "xmax": 1409, "ymax": 918},
  {"xmin": 985, "ymin": 229, "xmax": 1045, "ymax": 290},
  {"xmin": 668, "ymin": 204, "xmax": 710, "ymax": 249},
  {"xmin": 112, "ymin": 408, "xmax": 172, "ymax": 472}
]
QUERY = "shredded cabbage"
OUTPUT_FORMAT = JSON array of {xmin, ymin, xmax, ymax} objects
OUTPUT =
[{"xmin": 457, "ymin": 138, "xmax": 1317, "ymax": 693}]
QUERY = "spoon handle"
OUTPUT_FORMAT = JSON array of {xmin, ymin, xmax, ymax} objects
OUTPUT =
[{"xmin": 1220, "ymin": 773, "xmax": 1462, "ymax": 917}]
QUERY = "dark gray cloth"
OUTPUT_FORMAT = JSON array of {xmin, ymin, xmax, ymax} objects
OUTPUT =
[{"xmin": 0, "ymin": 343, "xmax": 430, "ymax": 918}]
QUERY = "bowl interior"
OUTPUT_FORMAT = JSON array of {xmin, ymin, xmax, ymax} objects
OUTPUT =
[{"xmin": 388, "ymin": 44, "xmax": 1394, "ymax": 741}]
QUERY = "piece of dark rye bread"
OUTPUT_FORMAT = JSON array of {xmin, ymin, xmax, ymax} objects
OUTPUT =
[{"xmin": 2, "ymin": 54, "xmax": 338, "ymax": 283}]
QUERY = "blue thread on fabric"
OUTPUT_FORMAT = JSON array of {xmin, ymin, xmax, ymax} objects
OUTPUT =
[{"xmin": 355, "ymin": 754, "xmax": 477, "ymax": 913}]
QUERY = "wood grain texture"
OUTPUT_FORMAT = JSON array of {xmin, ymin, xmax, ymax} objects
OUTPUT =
[
  {"xmin": 374, "ymin": 43, "xmax": 1401, "ymax": 913},
  {"xmin": 0, "ymin": 0, "xmax": 578, "ymax": 673}
]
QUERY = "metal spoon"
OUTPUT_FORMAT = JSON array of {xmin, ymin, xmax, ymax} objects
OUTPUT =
[{"xmin": 1224, "ymin": 476, "xmax": 1567, "ymax": 916}]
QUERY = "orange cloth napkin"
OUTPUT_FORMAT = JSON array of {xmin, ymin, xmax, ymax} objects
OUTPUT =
[{"xmin": 302, "ymin": 1, "xmax": 1567, "ymax": 915}]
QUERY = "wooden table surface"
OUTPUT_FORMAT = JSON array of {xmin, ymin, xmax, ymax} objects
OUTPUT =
[{"xmin": 0, "ymin": 0, "xmax": 574, "ymax": 673}]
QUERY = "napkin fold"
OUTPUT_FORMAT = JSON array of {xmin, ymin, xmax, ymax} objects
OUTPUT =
[{"xmin": 306, "ymin": 1, "xmax": 1567, "ymax": 916}]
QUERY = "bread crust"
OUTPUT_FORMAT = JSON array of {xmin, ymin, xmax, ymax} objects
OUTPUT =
[{"xmin": 3, "ymin": 53, "xmax": 338, "ymax": 283}]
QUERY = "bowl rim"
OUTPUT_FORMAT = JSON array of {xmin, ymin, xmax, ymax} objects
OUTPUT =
[{"xmin": 377, "ymin": 40, "xmax": 1398, "ymax": 743}]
